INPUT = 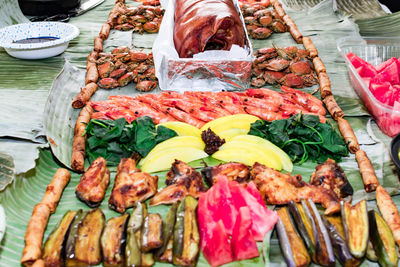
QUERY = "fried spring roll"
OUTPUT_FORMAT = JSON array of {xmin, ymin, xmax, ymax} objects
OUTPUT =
[
  {"xmin": 87, "ymin": 51, "xmax": 98, "ymax": 68},
  {"xmin": 99, "ymin": 23, "xmax": 111, "ymax": 39},
  {"xmin": 273, "ymin": 3, "xmax": 286, "ymax": 18},
  {"xmin": 283, "ymin": 15, "xmax": 302, "ymax": 43},
  {"xmin": 31, "ymin": 260, "xmax": 45, "ymax": 267},
  {"xmin": 376, "ymin": 185, "xmax": 400, "ymax": 251},
  {"xmin": 109, "ymin": 158, "xmax": 158, "ymax": 213},
  {"xmin": 76, "ymin": 157, "xmax": 110, "ymax": 207},
  {"xmin": 323, "ymin": 95, "xmax": 344, "ymax": 120},
  {"xmin": 318, "ymin": 72, "xmax": 332, "ymax": 98},
  {"xmin": 302, "ymin": 36, "xmax": 318, "ymax": 58},
  {"xmin": 337, "ymin": 117, "xmax": 359, "ymax": 154},
  {"xmin": 313, "ymin": 57, "xmax": 326, "ymax": 76},
  {"xmin": 21, "ymin": 204, "xmax": 51, "ymax": 266},
  {"xmin": 71, "ymin": 104, "xmax": 93, "ymax": 172},
  {"xmin": 85, "ymin": 63, "xmax": 99, "ymax": 85},
  {"xmin": 72, "ymin": 83, "xmax": 98, "ymax": 109},
  {"xmin": 94, "ymin": 36, "xmax": 104, "ymax": 53},
  {"xmin": 41, "ymin": 168, "xmax": 71, "ymax": 213},
  {"xmin": 355, "ymin": 150, "xmax": 379, "ymax": 192}
]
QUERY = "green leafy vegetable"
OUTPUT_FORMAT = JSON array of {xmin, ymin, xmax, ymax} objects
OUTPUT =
[
  {"xmin": 248, "ymin": 114, "xmax": 349, "ymax": 164},
  {"xmin": 85, "ymin": 116, "xmax": 177, "ymax": 166}
]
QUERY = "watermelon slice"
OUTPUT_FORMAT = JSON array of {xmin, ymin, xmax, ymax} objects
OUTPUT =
[
  {"xmin": 347, "ymin": 52, "xmax": 377, "ymax": 77},
  {"xmin": 380, "ymin": 61, "xmax": 400, "ymax": 84},
  {"xmin": 361, "ymin": 63, "xmax": 378, "ymax": 78},
  {"xmin": 370, "ymin": 82, "xmax": 393, "ymax": 105},
  {"xmin": 356, "ymin": 66, "xmax": 364, "ymax": 76},
  {"xmin": 376, "ymin": 57, "xmax": 398, "ymax": 73},
  {"xmin": 362, "ymin": 77, "xmax": 372, "ymax": 87},
  {"xmin": 347, "ymin": 52, "xmax": 366, "ymax": 68},
  {"xmin": 231, "ymin": 207, "xmax": 260, "ymax": 261}
]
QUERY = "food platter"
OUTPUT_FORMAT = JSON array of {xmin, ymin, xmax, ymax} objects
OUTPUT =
[{"xmin": 1, "ymin": 0, "xmax": 400, "ymax": 266}]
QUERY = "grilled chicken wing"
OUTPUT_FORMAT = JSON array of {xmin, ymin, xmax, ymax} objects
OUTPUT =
[
  {"xmin": 310, "ymin": 158, "xmax": 353, "ymax": 198},
  {"xmin": 150, "ymin": 160, "xmax": 207, "ymax": 206},
  {"xmin": 109, "ymin": 158, "xmax": 158, "ymax": 213},
  {"xmin": 201, "ymin": 162, "xmax": 250, "ymax": 186},
  {"xmin": 251, "ymin": 162, "xmax": 340, "ymax": 215},
  {"xmin": 75, "ymin": 157, "xmax": 110, "ymax": 207}
]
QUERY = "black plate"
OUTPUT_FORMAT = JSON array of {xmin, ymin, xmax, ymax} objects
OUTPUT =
[
  {"xmin": 390, "ymin": 132, "xmax": 400, "ymax": 170},
  {"xmin": 18, "ymin": 0, "xmax": 80, "ymax": 16}
]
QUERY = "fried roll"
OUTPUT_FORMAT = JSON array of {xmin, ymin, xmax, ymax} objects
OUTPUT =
[
  {"xmin": 109, "ymin": 158, "xmax": 158, "ymax": 213},
  {"xmin": 71, "ymin": 104, "xmax": 93, "ymax": 172},
  {"xmin": 283, "ymin": 15, "xmax": 302, "ymax": 43},
  {"xmin": 94, "ymin": 36, "xmax": 104, "ymax": 53},
  {"xmin": 174, "ymin": 0, "xmax": 246, "ymax": 58},
  {"xmin": 318, "ymin": 72, "xmax": 332, "ymax": 98},
  {"xmin": 273, "ymin": 2, "xmax": 286, "ymax": 18},
  {"xmin": 85, "ymin": 63, "xmax": 99, "ymax": 85},
  {"xmin": 376, "ymin": 185, "xmax": 400, "ymax": 251},
  {"xmin": 99, "ymin": 23, "xmax": 111, "ymax": 39},
  {"xmin": 31, "ymin": 260, "xmax": 45, "ymax": 267},
  {"xmin": 313, "ymin": 57, "xmax": 326, "ymax": 76},
  {"xmin": 76, "ymin": 157, "xmax": 110, "ymax": 207},
  {"xmin": 302, "ymin": 36, "xmax": 318, "ymax": 58},
  {"xmin": 21, "ymin": 204, "xmax": 51, "ymax": 266},
  {"xmin": 337, "ymin": 117, "xmax": 359, "ymax": 154},
  {"xmin": 323, "ymin": 95, "xmax": 344, "ymax": 120},
  {"xmin": 72, "ymin": 82, "xmax": 98, "ymax": 109},
  {"xmin": 41, "ymin": 168, "xmax": 71, "ymax": 213},
  {"xmin": 355, "ymin": 150, "xmax": 379, "ymax": 192},
  {"xmin": 87, "ymin": 51, "xmax": 98, "ymax": 68}
]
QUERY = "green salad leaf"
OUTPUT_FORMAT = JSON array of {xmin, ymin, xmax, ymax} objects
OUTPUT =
[
  {"xmin": 248, "ymin": 114, "xmax": 349, "ymax": 164},
  {"xmin": 85, "ymin": 116, "xmax": 177, "ymax": 166}
]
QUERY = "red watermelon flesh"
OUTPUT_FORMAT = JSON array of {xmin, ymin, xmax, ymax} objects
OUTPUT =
[
  {"xmin": 380, "ymin": 61, "xmax": 400, "ymax": 84},
  {"xmin": 376, "ymin": 57, "xmax": 398, "ymax": 73},
  {"xmin": 362, "ymin": 77, "xmax": 372, "ymax": 87},
  {"xmin": 370, "ymin": 82, "xmax": 392, "ymax": 105},
  {"xmin": 356, "ymin": 66, "xmax": 364, "ymax": 76},
  {"xmin": 347, "ymin": 52, "xmax": 368, "ymax": 68},
  {"xmin": 201, "ymin": 220, "xmax": 234, "ymax": 267},
  {"xmin": 362, "ymin": 63, "xmax": 378, "ymax": 78}
]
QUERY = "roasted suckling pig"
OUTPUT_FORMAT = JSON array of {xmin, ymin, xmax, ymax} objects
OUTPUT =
[
  {"xmin": 75, "ymin": 157, "xmax": 110, "ymax": 207},
  {"xmin": 150, "ymin": 160, "xmax": 207, "ymax": 205},
  {"xmin": 201, "ymin": 162, "xmax": 250, "ymax": 186},
  {"xmin": 251, "ymin": 162, "xmax": 340, "ymax": 214},
  {"xmin": 310, "ymin": 158, "xmax": 353, "ymax": 198},
  {"xmin": 174, "ymin": 0, "xmax": 246, "ymax": 58},
  {"xmin": 109, "ymin": 158, "xmax": 158, "ymax": 213}
]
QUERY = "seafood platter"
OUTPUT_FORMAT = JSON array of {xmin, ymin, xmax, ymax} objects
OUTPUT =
[{"xmin": 2, "ymin": 0, "xmax": 400, "ymax": 266}]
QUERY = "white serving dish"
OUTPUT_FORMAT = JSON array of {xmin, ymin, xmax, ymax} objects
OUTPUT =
[{"xmin": 0, "ymin": 22, "xmax": 79, "ymax": 60}]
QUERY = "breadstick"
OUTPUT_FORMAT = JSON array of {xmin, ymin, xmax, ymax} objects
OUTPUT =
[
  {"xmin": 41, "ymin": 168, "xmax": 71, "ymax": 213},
  {"xmin": 31, "ymin": 260, "xmax": 45, "ymax": 267},
  {"xmin": 313, "ymin": 57, "xmax": 326, "ymax": 76},
  {"xmin": 323, "ymin": 95, "xmax": 344, "ymax": 120},
  {"xmin": 302, "ymin": 36, "xmax": 318, "ymax": 58},
  {"xmin": 72, "ymin": 83, "xmax": 98, "ymax": 109},
  {"xmin": 21, "ymin": 204, "xmax": 50, "ymax": 266},
  {"xmin": 94, "ymin": 36, "xmax": 104, "ymax": 53},
  {"xmin": 355, "ymin": 150, "xmax": 379, "ymax": 192},
  {"xmin": 85, "ymin": 63, "xmax": 99, "ymax": 85},
  {"xmin": 99, "ymin": 24, "xmax": 111, "ymax": 39},
  {"xmin": 337, "ymin": 117, "xmax": 359, "ymax": 153},
  {"xmin": 71, "ymin": 104, "xmax": 93, "ymax": 172},
  {"xmin": 283, "ymin": 15, "xmax": 302, "ymax": 43},
  {"xmin": 376, "ymin": 185, "xmax": 400, "ymax": 251},
  {"xmin": 318, "ymin": 72, "xmax": 331, "ymax": 98}
]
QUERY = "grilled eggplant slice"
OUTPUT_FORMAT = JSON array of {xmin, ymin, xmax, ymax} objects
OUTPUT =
[
  {"xmin": 322, "ymin": 215, "xmax": 361, "ymax": 267},
  {"xmin": 157, "ymin": 237, "xmax": 173, "ymax": 263},
  {"xmin": 155, "ymin": 203, "xmax": 178, "ymax": 260},
  {"xmin": 42, "ymin": 210, "xmax": 79, "ymax": 267},
  {"xmin": 101, "ymin": 213, "xmax": 130, "ymax": 267},
  {"xmin": 75, "ymin": 157, "xmax": 110, "ymax": 207},
  {"xmin": 369, "ymin": 211, "xmax": 398, "ymax": 267},
  {"xmin": 276, "ymin": 206, "xmax": 311, "ymax": 267},
  {"xmin": 341, "ymin": 200, "xmax": 369, "ymax": 258},
  {"xmin": 65, "ymin": 208, "xmax": 105, "ymax": 266},
  {"xmin": 201, "ymin": 162, "xmax": 250, "ymax": 186},
  {"xmin": 65, "ymin": 210, "xmax": 88, "ymax": 266},
  {"xmin": 142, "ymin": 213, "xmax": 163, "ymax": 252},
  {"xmin": 288, "ymin": 201, "xmax": 316, "ymax": 259},
  {"xmin": 173, "ymin": 196, "xmax": 200, "ymax": 267},
  {"xmin": 125, "ymin": 203, "xmax": 144, "ymax": 267},
  {"xmin": 366, "ymin": 240, "xmax": 378, "ymax": 262},
  {"xmin": 304, "ymin": 199, "xmax": 335, "ymax": 266}
]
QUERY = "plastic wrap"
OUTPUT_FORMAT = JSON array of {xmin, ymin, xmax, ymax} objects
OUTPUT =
[{"xmin": 153, "ymin": 0, "xmax": 253, "ymax": 92}]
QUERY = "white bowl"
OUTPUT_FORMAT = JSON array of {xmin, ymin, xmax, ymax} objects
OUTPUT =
[{"xmin": 0, "ymin": 22, "xmax": 79, "ymax": 60}]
